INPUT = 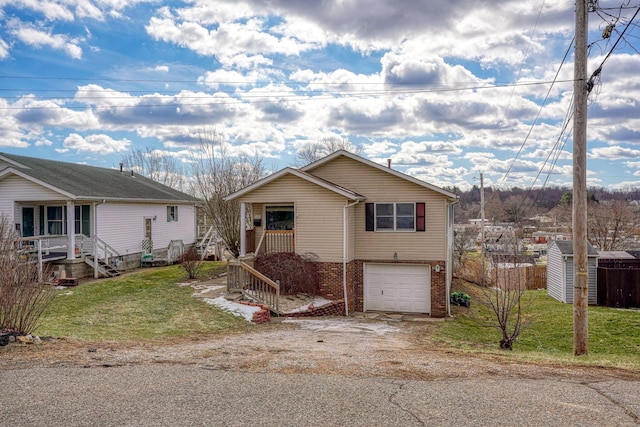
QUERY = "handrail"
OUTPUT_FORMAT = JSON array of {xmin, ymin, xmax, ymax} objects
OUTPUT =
[
  {"xmin": 227, "ymin": 260, "xmax": 280, "ymax": 314},
  {"xmin": 75, "ymin": 234, "xmax": 120, "ymax": 261},
  {"xmin": 197, "ymin": 225, "xmax": 220, "ymax": 260},
  {"xmin": 239, "ymin": 262, "xmax": 278, "ymax": 287},
  {"xmin": 254, "ymin": 231, "xmax": 267, "ymax": 255}
]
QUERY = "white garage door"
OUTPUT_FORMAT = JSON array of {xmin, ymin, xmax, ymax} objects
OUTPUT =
[{"xmin": 364, "ymin": 263, "xmax": 431, "ymax": 314}]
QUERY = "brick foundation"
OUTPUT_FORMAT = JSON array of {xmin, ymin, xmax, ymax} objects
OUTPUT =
[
  {"xmin": 280, "ymin": 300, "xmax": 346, "ymax": 318},
  {"xmin": 315, "ymin": 259, "xmax": 448, "ymax": 318},
  {"xmin": 238, "ymin": 301, "xmax": 271, "ymax": 323}
]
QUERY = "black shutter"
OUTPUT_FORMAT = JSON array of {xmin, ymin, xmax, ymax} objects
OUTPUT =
[
  {"xmin": 416, "ymin": 202, "xmax": 425, "ymax": 231},
  {"xmin": 365, "ymin": 203, "xmax": 374, "ymax": 231}
]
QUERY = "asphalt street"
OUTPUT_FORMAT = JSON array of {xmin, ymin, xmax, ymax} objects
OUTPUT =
[{"xmin": 1, "ymin": 365, "xmax": 639, "ymax": 426}]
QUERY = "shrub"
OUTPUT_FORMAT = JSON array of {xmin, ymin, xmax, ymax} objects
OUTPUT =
[
  {"xmin": 178, "ymin": 247, "xmax": 203, "ymax": 279},
  {"xmin": 254, "ymin": 252, "xmax": 320, "ymax": 295},
  {"xmin": 450, "ymin": 291, "xmax": 471, "ymax": 307},
  {"xmin": 0, "ymin": 216, "xmax": 54, "ymax": 336}
]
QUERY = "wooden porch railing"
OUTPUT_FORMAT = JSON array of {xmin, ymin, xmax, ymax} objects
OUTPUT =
[
  {"xmin": 227, "ymin": 260, "xmax": 280, "ymax": 314},
  {"xmin": 254, "ymin": 230, "xmax": 295, "ymax": 255}
]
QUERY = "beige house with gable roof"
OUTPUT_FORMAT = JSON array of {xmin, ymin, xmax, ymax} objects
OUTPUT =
[{"xmin": 225, "ymin": 150, "xmax": 459, "ymax": 317}]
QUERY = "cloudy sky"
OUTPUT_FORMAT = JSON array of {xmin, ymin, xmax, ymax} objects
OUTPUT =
[{"xmin": 1, "ymin": 0, "xmax": 639, "ymax": 191}]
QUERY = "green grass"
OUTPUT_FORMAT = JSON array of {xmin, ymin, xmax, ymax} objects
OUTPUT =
[
  {"xmin": 437, "ymin": 280, "xmax": 640, "ymax": 369},
  {"xmin": 36, "ymin": 262, "xmax": 249, "ymax": 341},
  {"xmin": 32, "ymin": 265, "xmax": 640, "ymax": 370}
]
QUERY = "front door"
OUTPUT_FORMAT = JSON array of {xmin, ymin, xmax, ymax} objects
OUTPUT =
[
  {"xmin": 144, "ymin": 218, "xmax": 152, "ymax": 239},
  {"xmin": 22, "ymin": 207, "xmax": 35, "ymax": 237}
]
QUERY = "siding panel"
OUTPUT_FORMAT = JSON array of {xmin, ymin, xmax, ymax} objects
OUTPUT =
[
  {"xmin": 240, "ymin": 174, "xmax": 348, "ymax": 262},
  {"xmin": 308, "ymin": 156, "xmax": 448, "ymax": 260},
  {"xmin": 0, "ymin": 175, "xmax": 63, "ymax": 202},
  {"xmin": 97, "ymin": 203, "xmax": 195, "ymax": 255},
  {"xmin": 546, "ymin": 244, "xmax": 565, "ymax": 302}
]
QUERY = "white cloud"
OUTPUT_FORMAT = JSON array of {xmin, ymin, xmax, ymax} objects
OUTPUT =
[
  {"xmin": 9, "ymin": 20, "xmax": 83, "ymax": 58},
  {"xmin": 0, "ymin": 37, "xmax": 8, "ymax": 58},
  {"xmin": 34, "ymin": 137, "xmax": 53, "ymax": 147},
  {"xmin": 591, "ymin": 146, "xmax": 640, "ymax": 160},
  {"xmin": 9, "ymin": 0, "xmax": 76, "ymax": 21},
  {"xmin": 145, "ymin": 5, "xmax": 324, "ymax": 67},
  {"xmin": 63, "ymin": 133, "xmax": 131, "ymax": 154}
]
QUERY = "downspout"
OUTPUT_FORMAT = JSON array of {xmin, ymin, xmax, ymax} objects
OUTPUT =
[
  {"xmin": 343, "ymin": 199, "xmax": 360, "ymax": 316},
  {"xmin": 239, "ymin": 202, "xmax": 246, "ymax": 257},
  {"xmin": 446, "ymin": 197, "xmax": 460, "ymax": 317}
]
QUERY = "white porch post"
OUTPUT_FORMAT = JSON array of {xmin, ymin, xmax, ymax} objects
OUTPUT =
[
  {"xmin": 240, "ymin": 202, "xmax": 246, "ymax": 257},
  {"xmin": 66, "ymin": 200, "xmax": 76, "ymax": 259}
]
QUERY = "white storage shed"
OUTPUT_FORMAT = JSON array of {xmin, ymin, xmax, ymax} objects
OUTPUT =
[{"xmin": 547, "ymin": 240, "xmax": 599, "ymax": 304}]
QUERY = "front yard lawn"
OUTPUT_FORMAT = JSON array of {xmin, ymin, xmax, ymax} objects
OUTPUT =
[
  {"xmin": 33, "ymin": 267, "xmax": 640, "ymax": 371},
  {"xmin": 36, "ymin": 262, "xmax": 249, "ymax": 341},
  {"xmin": 437, "ymin": 279, "xmax": 640, "ymax": 370}
]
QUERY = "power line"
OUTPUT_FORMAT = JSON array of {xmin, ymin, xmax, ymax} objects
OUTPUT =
[
  {"xmin": 0, "ymin": 79, "xmax": 576, "ymax": 111},
  {"xmin": 497, "ymin": 37, "xmax": 575, "ymax": 190}
]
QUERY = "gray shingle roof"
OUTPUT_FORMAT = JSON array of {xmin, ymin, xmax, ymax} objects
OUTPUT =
[
  {"xmin": 552, "ymin": 240, "xmax": 599, "ymax": 256},
  {"xmin": 0, "ymin": 152, "xmax": 199, "ymax": 203}
]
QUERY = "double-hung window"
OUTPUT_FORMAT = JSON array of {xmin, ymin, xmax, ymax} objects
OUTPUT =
[
  {"xmin": 366, "ymin": 202, "xmax": 426, "ymax": 232},
  {"xmin": 167, "ymin": 206, "xmax": 178, "ymax": 222}
]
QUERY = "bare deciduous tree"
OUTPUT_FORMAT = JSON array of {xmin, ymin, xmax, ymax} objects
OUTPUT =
[
  {"xmin": 121, "ymin": 146, "xmax": 186, "ymax": 191},
  {"xmin": 294, "ymin": 137, "xmax": 362, "ymax": 167},
  {"xmin": 481, "ymin": 238, "xmax": 531, "ymax": 350},
  {"xmin": 484, "ymin": 192, "xmax": 506, "ymax": 223},
  {"xmin": 588, "ymin": 199, "xmax": 636, "ymax": 251},
  {"xmin": 0, "ymin": 216, "xmax": 54, "ymax": 336},
  {"xmin": 190, "ymin": 130, "xmax": 265, "ymax": 258},
  {"xmin": 453, "ymin": 226, "xmax": 479, "ymax": 274}
]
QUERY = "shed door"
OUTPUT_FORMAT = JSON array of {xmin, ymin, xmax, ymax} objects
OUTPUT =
[{"xmin": 364, "ymin": 263, "xmax": 431, "ymax": 313}]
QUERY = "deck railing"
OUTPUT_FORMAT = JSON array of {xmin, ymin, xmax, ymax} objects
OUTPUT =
[
  {"xmin": 74, "ymin": 234, "xmax": 120, "ymax": 264},
  {"xmin": 255, "ymin": 230, "xmax": 295, "ymax": 255},
  {"xmin": 18, "ymin": 236, "xmax": 67, "ymax": 281},
  {"xmin": 227, "ymin": 260, "xmax": 280, "ymax": 314}
]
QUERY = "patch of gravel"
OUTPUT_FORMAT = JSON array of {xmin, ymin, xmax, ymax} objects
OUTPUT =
[
  {"xmin": 2, "ymin": 318, "xmax": 639, "ymax": 383},
  {"xmin": 3, "ymin": 275, "xmax": 638, "ymax": 382}
]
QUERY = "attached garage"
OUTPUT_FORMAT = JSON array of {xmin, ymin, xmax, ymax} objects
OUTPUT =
[{"xmin": 364, "ymin": 263, "xmax": 431, "ymax": 313}]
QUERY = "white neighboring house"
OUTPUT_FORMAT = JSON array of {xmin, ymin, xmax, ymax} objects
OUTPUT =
[{"xmin": 0, "ymin": 152, "xmax": 200, "ymax": 278}]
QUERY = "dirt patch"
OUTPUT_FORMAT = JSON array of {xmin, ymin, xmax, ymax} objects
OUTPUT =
[{"xmin": 2, "ymin": 318, "xmax": 639, "ymax": 382}]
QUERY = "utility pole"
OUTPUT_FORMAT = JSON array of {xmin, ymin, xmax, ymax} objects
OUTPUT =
[
  {"xmin": 480, "ymin": 173, "xmax": 485, "ymax": 287},
  {"xmin": 573, "ymin": 0, "xmax": 589, "ymax": 356}
]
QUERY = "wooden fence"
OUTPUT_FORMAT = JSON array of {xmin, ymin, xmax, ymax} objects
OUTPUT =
[
  {"xmin": 597, "ymin": 267, "xmax": 640, "ymax": 308},
  {"xmin": 455, "ymin": 263, "xmax": 547, "ymax": 290},
  {"xmin": 526, "ymin": 265, "xmax": 547, "ymax": 290}
]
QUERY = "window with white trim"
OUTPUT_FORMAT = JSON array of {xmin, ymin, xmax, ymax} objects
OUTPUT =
[
  {"xmin": 366, "ymin": 202, "xmax": 425, "ymax": 232},
  {"xmin": 167, "ymin": 206, "xmax": 178, "ymax": 222}
]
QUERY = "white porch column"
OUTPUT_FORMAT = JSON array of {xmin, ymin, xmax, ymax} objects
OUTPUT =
[
  {"xmin": 66, "ymin": 200, "xmax": 76, "ymax": 259},
  {"xmin": 240, "ymin": 202, "xmax": 246, "ymax": 257}
]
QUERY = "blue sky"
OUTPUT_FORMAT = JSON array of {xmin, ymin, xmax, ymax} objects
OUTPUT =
[{"xmin": 1, "ymin": 0, "xmax": 639, "ymax": 191}]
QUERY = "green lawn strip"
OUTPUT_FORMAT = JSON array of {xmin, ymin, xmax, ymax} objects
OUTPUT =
[
  {"xmin": 37, "ymin": 262, "xmax": 248, "ymax": 341},
  {"xmin": 437, "ymin": 281, "xmax": 640, "ymax": 370}
]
